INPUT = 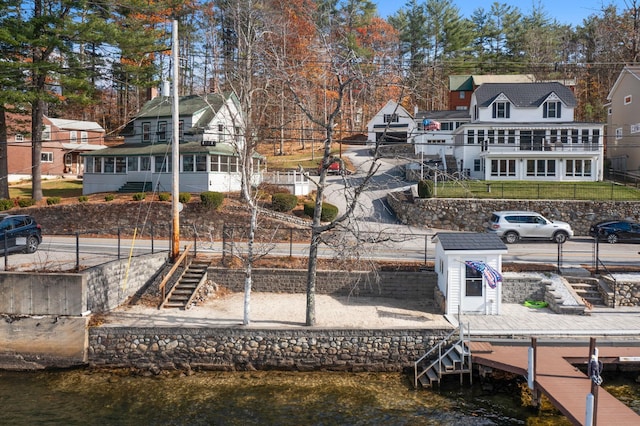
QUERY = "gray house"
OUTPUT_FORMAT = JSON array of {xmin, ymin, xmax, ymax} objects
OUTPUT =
[{"xmin": 82, "ymin": 92, "xmax": 263, "ymax": 195}]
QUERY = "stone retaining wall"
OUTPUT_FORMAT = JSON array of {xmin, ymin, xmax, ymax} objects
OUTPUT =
[
  {"xmin": 602, "ymin": 276, "xmax": 640, "ymax": 306},
  {"xmin": 208, "ymin": 268, "xmax": 437, "ymax": 299},
  {"xmin": 387, "ymin": 192, "xmax": 640, "ymax": 236},
  {"xmin": 88, "ymin": 327, "xmax": 452, "ymax": 372}
]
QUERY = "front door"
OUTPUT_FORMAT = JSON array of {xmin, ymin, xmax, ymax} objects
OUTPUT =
[{"xmin": 462, "ymin": 263, "xmax": 484, "ymax": 312}]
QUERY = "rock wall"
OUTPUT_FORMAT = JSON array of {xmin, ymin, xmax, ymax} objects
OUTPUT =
[
  {"xmin": 387, "ymin": 192, "xmax": 640, "ymax": 236},
  {"xmin": 88, "ymin": 327, "xmax": 452, "ymax": 372},
  {"xmin": 208, "ymin": 268, "xmax": 437, "ymax": 299}
]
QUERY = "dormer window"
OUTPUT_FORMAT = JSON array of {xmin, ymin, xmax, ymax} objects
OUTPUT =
[
  {"xmin": 544, "ymin": 101, "xmax": 562, "ymax": 118},
  {"xmin": 492, "ymin": 101, "xmax": 510, "ymax": 118}
]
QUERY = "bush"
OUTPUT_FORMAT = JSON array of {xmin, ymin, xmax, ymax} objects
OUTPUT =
[
  {"xmin": 158, "ymin": 192, "xmax": 171, "ymax": 202},
  {"xmin": 46, "ymin": 196, "xmax": 61, "ymax": 205},
  {"xmin": 178, "ymin": 192, "xmax": 191, "ymax": 203},
  {"xmin": 271, "ymin": 193, "xmax": 298, "ymax": 212},
  {"xmin": 17, "ymin": 198, "xmax": 35, "ymax": 208},
  {"xmin": 78, "ymin": 195, "xmax": 88, "ymax": 203},
  {"xmin": 0, "ymin": 199, "xmax": 13, "ymax": 211},
  {"xmin": 418, "ymin": 179, "xmax": 434, "ymax": 198},
  {"xmin": 200, "ymin": 191, "xmax": 224, "ymax": 209},
  {"xmin": 303, "ymin": 201, "xmax": 338, "ymax": 222},
  {"xmin": 104, "ymin": 194, "xmax": 115, "ymax": 202},
  {"xmin": 132, "ymin": 192, "xmax": 146, "ymax": 201}
]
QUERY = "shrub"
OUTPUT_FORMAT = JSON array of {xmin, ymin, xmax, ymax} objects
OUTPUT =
[
  {"xmin": 158, "ymin": 192, "xmax": 171, "ymax": 202},
  {"xmin": 46, "ymin": 196, "xmax": 61, "ymax": 205},
  {"xmin": 178, "ymin": 192, "xmax": 191, "ymax": 203},
  {"xmin": 132, "ymin": 192, "xmax": 146, "ymax": 201},
  {"xmin": 78, "ymin": 195, "xmax": 88, "ymax": 203},
  {"xmin": 200, "ymin": 191, "xmax": 224, "ymax": 209},
  {"xmin": 303, "ymin": 201, "xmax": 338, "ymax": 222},
  {"xmin": 17, "ymin": 198, "xmax": 35, "ymax": 208},
  {"xmin": 104, "ymin": 194, "xmax": 115, "ymax": 202},
  {"xmin": 0, "ymin": 199, "xmax": 13, "ymax": 211},
  {"xmin": 418, "ymin": 179, "xmax": 434, "ymax": 198},
  {"xmin": 271, "ymin": 193, "xmax": 298, "ymax": 212}
]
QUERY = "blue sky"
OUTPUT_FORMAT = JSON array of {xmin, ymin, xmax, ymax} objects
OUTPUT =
[{"xmin": 375, "ymin": 0, "xmax": 627, "ymax": 27}]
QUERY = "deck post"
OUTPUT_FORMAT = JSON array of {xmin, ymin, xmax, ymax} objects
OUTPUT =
[
  {"xmin": 588, "ymin": 338, "xmax": 600, "ymax": 426},
  {"xmin": 529, "ymin": 337, "xmax": 541, "ymax": 409}
]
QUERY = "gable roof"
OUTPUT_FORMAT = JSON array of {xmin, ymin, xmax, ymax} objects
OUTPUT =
[
  {"xmin": 474, "ymin": 82, "xmax": 577, "ymax": 108},
  {"xmin": 135, "ymin": 93, "xmax": 232, "ymax": 119},
  {"xmin": 606, "ymin": 65, "xmax": 640, "ymax": 101},
  {"xmin": 449, "ymin": 74, "xmax": 535, "ymax": 91},
  {"xmin": 434, "ymin": 232, "xmax": 507, "ymax": 251},
  {"xmin": 47, "ymin": 117, "xmax": 104, "ymax": 133}
]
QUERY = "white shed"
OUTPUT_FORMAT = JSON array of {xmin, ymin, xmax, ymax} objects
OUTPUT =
[{"xmin": 433, "ymin": 232, "xmax": 508, "ymax": 316}]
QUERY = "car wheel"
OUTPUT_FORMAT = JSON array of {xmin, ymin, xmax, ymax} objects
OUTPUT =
[
  {"xmin": 553, "ymin": 232, "xmax": 568, "ymax": 244},
  {"xmin": 607, "ymin": 233, "xmax": 618, "ymax": 244},
  {"xmin": 25, "ymin": 235, "xmax": 39, "ymax": 253},
  {"xmin": 504, "ymin": 231, "xmax": 519, "ymax": 244}
]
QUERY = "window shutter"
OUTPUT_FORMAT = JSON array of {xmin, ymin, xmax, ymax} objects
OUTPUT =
[
  {"xmin": 506, "ymin": 103, "xmax": 510, "ymax": 118},
  {"xmin": 492, "ymin": 103, "xmax": 496, "ymax": 118},
  {"xmin": 557, "ymin": 103, "xmax": 561, "ymax": 118},
  {"xmin": 543, "ymin": 103, "xmax": 547, "ymax": 118}
]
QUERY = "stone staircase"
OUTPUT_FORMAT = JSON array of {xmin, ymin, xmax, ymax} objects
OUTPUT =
[
  {"xmin": 118, "ymin": 181, "xmax": 153, "ymax": 193},
  {"xmin": 565, "ymin": 276, "xmax": 607, "ymax": 309},
  {"xmin": 160, "ymin": 259, "xmax": 210, "ymax": 309}
]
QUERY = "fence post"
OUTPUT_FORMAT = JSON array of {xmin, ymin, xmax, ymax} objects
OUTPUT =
[
  {"xmin": 117, "ymin": 227, "xmax": 121, "ymax": 259},
  {"xmin": 289, "ymin": 228, "xmax": 293, "ymax": 258},
  {"xmin": 4, "ymin": 233, "xmax": 8, "ymax": 270},
  {"xmin": 75, "ymin": 232, "xmax": 80, "ymax": 271},
  {"xmin": 151, "ymin": 225, "xmax": 155, "ymax": 254}
]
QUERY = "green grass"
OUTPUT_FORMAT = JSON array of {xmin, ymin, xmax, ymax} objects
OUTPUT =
[
  {"xmin": 430, "ymin": 181, "xmax": 640, "ymax": 201},
  {"xmin": 266, "ymin": 149, "xmax": 341, "ymax": 170},
  {"xmin": 8, "ymin": 179, "xmax": 84, "ymax": 199}
]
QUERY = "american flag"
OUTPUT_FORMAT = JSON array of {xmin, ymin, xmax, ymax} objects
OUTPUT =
[{"xmin": 465, "ymin": 260, "xmax": 502, "ymax": 289}]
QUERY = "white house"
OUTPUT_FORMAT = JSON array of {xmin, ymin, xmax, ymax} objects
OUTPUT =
[
  {"xmin": 605, "ymin": 65, "xmax": 640, "ymax": 175},
  {"xmin": 366, "ymin": 100, "xmax": 416, "ymax": 144},
  {"xmin": 433, "ymin": 232, "xmax": 507, "ymax": 316},
  {"xmin": 82, "ymin": 92, "xmax": 263, "ymax": 195},
  {"xmin": 456, "ymin": 82, "xmax": 604, "ymax": 181}
]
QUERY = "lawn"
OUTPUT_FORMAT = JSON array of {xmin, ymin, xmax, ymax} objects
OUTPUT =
[
  {"xmin": 8, "ymin": 179, "xmax": 84, "ymax": 200},
  {"xmin": 431, "ymin": 180, "xmax": 640, "ymax": 201}
]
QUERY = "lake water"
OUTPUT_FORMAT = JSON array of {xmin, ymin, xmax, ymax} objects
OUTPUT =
[{"xmin": 2, "ymin": 369, "xmax": 637, "ymax": 425}]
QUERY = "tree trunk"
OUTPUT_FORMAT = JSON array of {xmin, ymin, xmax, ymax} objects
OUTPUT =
[
  {"xmin": 0, "ymin": 106, "xmax": 10, "ymax": 199},
  {"xmin": 31, "ymin": 98, "xmax": 44, "ymax": 201}
]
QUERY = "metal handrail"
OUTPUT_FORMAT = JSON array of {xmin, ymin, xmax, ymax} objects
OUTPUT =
[
  {"xmin": 596, "ymin": 258, "xmax": 618, "ymax": 309},
  {"xmin": 414, "ymin": 323, "xmax": 469, "ymax": 389}
]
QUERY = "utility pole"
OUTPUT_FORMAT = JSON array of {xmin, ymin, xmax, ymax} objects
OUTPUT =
[{"xmin": 171, "ymin": 19, "xmax": 180, "ymax": 261}]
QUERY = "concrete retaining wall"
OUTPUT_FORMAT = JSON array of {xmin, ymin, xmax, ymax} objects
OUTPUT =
[
  {"xmin": 88, "ymin": 327, "xmax": 452, "ymax": 372},
  {"xmin": 0, "ymin": 272, "xmax": 86, "ymax": 315}
]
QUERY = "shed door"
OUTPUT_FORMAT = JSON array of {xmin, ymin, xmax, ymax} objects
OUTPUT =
[{"xmin": 462, "ymin": 263, "xmax": 484, "ymax": 312}]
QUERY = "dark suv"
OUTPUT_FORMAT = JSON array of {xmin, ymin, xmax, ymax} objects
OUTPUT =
[
  {"xmin": 589, "ymin": 220, "xmax": 640, "ymax": 244},
  {"xmin": 0, "ymin": 214, "xmax": 42, "ymax": 254}
]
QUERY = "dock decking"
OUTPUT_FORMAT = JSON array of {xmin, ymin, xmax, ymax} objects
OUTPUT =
[{"xmin": 470, "ymin": 342, "xmax": 640, "ymax": 425}]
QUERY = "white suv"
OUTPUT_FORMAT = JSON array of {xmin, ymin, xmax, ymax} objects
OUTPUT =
[{"xmin": 487, "ymin": 211, "xmax": 574, "ymax": 244}]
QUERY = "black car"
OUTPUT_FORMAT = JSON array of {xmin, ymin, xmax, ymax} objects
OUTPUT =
[
  {"xmin": 589, "ymin": 220, "xmax": 640, "ymax": 244},
  {"xmin": 0, "ymin": 214, "xmax": 42, "ymax": 254}
]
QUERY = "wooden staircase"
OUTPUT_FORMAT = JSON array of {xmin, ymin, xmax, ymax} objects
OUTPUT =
[
  {"xmin": 160, "ymin": 258, "xmax": 210, "ymax": 309},
  {"xmin": 413, "ymin": 324, "xmax": 472, "ymax": 389}
]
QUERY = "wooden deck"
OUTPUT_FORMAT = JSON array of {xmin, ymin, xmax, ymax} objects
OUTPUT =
[{"xmin": 470, "ymin": 342, "xmax": 640, "ymax": 425}]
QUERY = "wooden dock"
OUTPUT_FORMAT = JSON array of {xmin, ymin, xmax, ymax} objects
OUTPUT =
[{"xmin": 470, "ymin": 342, "xmax": 640, "ymax": 425}]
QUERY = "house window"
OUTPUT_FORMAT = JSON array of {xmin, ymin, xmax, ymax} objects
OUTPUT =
[
  {"xmin": 616, "ymin": 128, "xmax": 623, "ymax": 140},
  {"xmin": 218, "ymin": 123, "xmax": 224, "ymax": 132},
  {"xmin": 474, "ymin": 159, "xmax": 481, "ymax": 172},
  {"xmin": 631, "ymin": 124, "xmax": 640, "ymax": 134},
  {"xmin": 507, "ymin": 130, "xmax": 516, "ymax": 144},
  {"xmin": 14, "ymin": 134, "xmax": 24, "ymax": 142},
  {"xmin": 41, "ymin": 152, "xmax": 53, "ymax": 163},
  {"xmin": 42, "ymin": 125, "xmax": 51, "ymax": 140},
  {"xmin": 157, "ymin": 121, "xmax": 167, "ymax": 141},
  {"xmin": 572, "ymin": 129, "xmax": 580, "ymax": 143},
  {"xmin": 544, "ymin": 101, "xmax": 562, "ymax": 118},
  {"xmin": 140, "ymin": 156, "xmax": 151, "ymax": 171},
  {"xmin": 85, "ymin": 157, "xmax": 94, "ymax": 173},
  {"xmin": 115, "ymin": 157, "xmax": 126, "ymax": 173},
  {"xmin": 581, "ymin": 129, "xmax": 589, "ymax": 144},
  {"xmin": 592, "ymin": 129, "xmax": 600, "ymax": 146},
  {"xmin": 490, "ymin": 159, "xmax": 516, "ymax": 177},
  {"xmin": 142, "ymin": 122, "xmax": 151, "ymax": 142},
  {"xmin": 81, "ymin": 131, "xmax": 88, "ymax": 143},
  {"xmin": 526, "ymin": 159, "xmax": 556, "ymax": 177},
  {"xmin": 496, "ymin": 130, "xmax": 505, "ymax": 144},
  {"xmin": 465, "ymin": 264, "xmax": 483, "ymax": 297},
  {"xmin": 210, "ymin": 155, "xmax": 220, "ymax": 172},
  {"xmin": 196, "ymin": 154, "xmax": 207, "ymax": 171},
  {"xmin": 69, "ymin": 131, "xmax": 77, "ymax": 143},
  {"xmin": 608, "ymin": 107, "xmax": 612, "ymax": 115},
  {"xmin": 492, "ymin": 101, "xmax": 510, "ymax": 118},
  {"xmin": 154, "ymin": 155, "xmax": 171, "ymax": 172},
  {"xmin": 624, "ymin": 95, "xmax": 632, "ymax": 105},
  {"xmin": 127, "ymin": 157, "xmax": 138, "ymax": 172},
  {"xmin": 93, "ymin": 157, "xmax": 102, "ymax": 173},
  {"xmin": 560, "ymin": 130, "xmax": 569, "ymax": 143},
  {"xmin": 383, "ymin": 114, "xmax": 399, "ymax": 123},
  {"xmin": 566, "ymin": 159, "xmax": 592, "ymax": 177},
  {"xmin": 467, "ymin": 129, "xmax": 475, "ymax": 144},
  {"xmin": 104, "ymin": 157, "xmax": 115, "ymax": 173},
  {"xmin": 179, "ymin": 120, "xmax": 184, "ymax": 138},
  {"xmin": 183, "ymin": 155, "xmax": 194, "ymax": 172},
  {"xmin": 459, "ymin": 92, "xmax": 465, "ymax": 99},
  {"xmin": 487, "ymin": 130, "xmax": 494, "ymax": 144}
]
